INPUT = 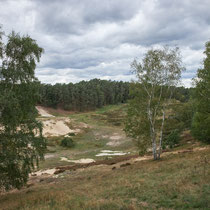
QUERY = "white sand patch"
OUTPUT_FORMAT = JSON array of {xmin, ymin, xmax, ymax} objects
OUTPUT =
[
  {"xmin": 60, "ymin": 157, "xmax": 95, "ymax": 164},
  {"xmin": 102, "ymin": 135, "xmax": 109, "ymax": 138},
  {"xmin": 193, "ymin": 147, "xmax": 208, "ymax": 151},
  {"xmin": 96, "ymin": 153, "xmax": 127, "ymax": 156},
  {"xmin": 61, "ymin": 157, "xmax": 69, "ymax": 162},
  {"xmin": 41, "ymin": 118, "xmax": 82, "ymax": 137},
  {"xmin": 96, "ymin": 150, "xmax": 128, "ymax": 157},
  {"xmin": 42, "ymin": 119, "xmax": 72, "ymax": 137},
  {"xmin": 134, "ymin": 156, "xmax": 151, "ymax": 162},
  {"xmin": 31, "ymin": 168, "xmax": 56, "ymax": 176},
  {"xmin": 44, "ymin": 154, "xmax": 55, "ymax": 159},
  {"xmin": 101, "ymin": 150, "xmax": 121, "ymax": 153},
  {"xmin": 110, "ymin": 135, "xmax": 121, "ymax": 140},
  {"xmin": 106, "ymin": 141, "xmax": 121, "ymax": 146},
  {"xmin": 80, "ymin": 122, "xmax": 89, "ymax": 128},
  {"xmin": 36, "ymin": 106, "xmax": 54, "ymax": 118},
  {"xmin": 107, "ymin": 134, "xmax": 123, "ymax": 146}
]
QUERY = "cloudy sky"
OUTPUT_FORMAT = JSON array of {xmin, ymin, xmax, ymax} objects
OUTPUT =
[{"xmin": 1, "ymin": 0, "xmax": 210, "ymax": 86}]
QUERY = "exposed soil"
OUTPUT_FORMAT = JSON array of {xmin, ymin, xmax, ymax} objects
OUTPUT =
[
  {"xmin": 60, "ymin": 157, "xmax": 95, "ymax": 164},
  {"xmin": 55, "ymin": 154, "xmax": 140, "ymax": 173},
  {"xmin": 36, "ymin": 106, "xmax": 84, "ymax": 137},
  {"xmin": 41, "ymin": 118, "xmax": 76, "ymax": 137}
]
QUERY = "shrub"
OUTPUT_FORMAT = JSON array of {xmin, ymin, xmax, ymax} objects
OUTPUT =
[
  {"xmin": 68, "ymin": 133, "xmax": 76, "ymax": 136},
  {"xmin": 60, "ymin": 137, "xmax": 75, "ymax": 148},
  {"xmin": 191, "ymin": 112, "xmax": 210, "ymax": 143},
  {"xmin": 163, "ymin": 130, "xmax": 181, "ymax": 149}
]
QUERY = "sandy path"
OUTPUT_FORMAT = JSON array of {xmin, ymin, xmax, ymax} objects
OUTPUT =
[{"xmin": 36, "ymin": 106, "xmax": 54, "ymax": 118}]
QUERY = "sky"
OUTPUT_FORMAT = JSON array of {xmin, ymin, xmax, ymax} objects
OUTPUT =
[{"xmin": 0, "ymin": 0, "xmax": 210, "ymax": 87}]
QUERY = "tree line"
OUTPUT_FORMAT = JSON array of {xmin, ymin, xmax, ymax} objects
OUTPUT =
[
  {"xmin": 38, "ymin": 79, "xmax": 191, "ymax": 112},
  {"xmin": 38, "ymin": 79, "xmax": 130, "ymax": 111}
]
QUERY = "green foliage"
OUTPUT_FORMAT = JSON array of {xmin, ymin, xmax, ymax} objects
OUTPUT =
[
  {"xmin": 60, "ymin": 137, "xmax": 75, "ymax": 148},
  {"xmin": 68, "ymin": 132, "xmax": 76, "ymax": 136},
  {"xmin": 172, "ymin": 86, "xmax": 192, "ymax": 102},
  {"xmin": 163, "ymin": 102, "xmax": 193, "ymax": 140},
  {"xmin": 125, "ymin": 47, "xmax": 185, "ymax": 159},
  {"xmin": 192, "ymin": 41, "xmax": 210, "ymax": 143},
  {"xmin": 192, "ymin": 112, "xmax": 210, "ymax": 142},
  {"xmin": 124, "ymin": 83, "xmax": 150, "ymax": 155},
  {"xmin": 174, "ymin": 102, "xmax": 194, "ymax": 130},
  {"xmin": 0, "ymin": 29, "xmax": 46, "ymax": 190},
  {"xmin": 163, "ymin": 130, "xmax": 181, "ymax": 149}
]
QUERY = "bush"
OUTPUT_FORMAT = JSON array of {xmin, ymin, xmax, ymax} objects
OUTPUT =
[
  {"xmin": 60, "ymin": 137, "xmax": 75, "ymax": 148},
  {"xmin": 68, "ymin": 132, "xmax": 76, "ymax": 136},
  {"xmin": 191, "ymin": 112, "xmax": 210, "ymax": 143},
  {"xmin": 163, "ymin": 130, "xmax": 181, "ymax": 149}
]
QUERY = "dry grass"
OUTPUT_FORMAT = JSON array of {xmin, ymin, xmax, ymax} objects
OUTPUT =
[
  {"xmin": 1, "ymin": 145, "xmax": 210, "ymax": 210},
  {"xmin": 1, "ymin": 105, "xmax": 210, "ymax": 209}
]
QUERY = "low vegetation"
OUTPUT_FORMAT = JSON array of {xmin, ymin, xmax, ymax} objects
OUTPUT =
[
  {"xmin": 0, "ymin": 141, "xmax": 209, "ymax": 209},
  {"xmin": 60, "ymin": 137, "xmax": 75, "ymax": 148}
]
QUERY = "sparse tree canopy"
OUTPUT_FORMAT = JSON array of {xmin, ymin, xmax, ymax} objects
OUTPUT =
[
  {"xmin": 192, "ymin": 41, "xmax": 210, "ymax": 143},
  {"xmin": 0, "ymin": 28, "xmax": 46, "ymax": 190},
  {"xmin": 125, "ymin": 47, "xmax": 185, "ymax": 160}
]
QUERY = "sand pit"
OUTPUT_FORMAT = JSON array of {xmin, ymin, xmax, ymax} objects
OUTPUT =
[
  {"xmin": 36, "ymin": 106, "xmax": 85, "ymax": 137},
  {"xmin": 42, "ymin": 118, "xmax": 74, "ymax": 137}
]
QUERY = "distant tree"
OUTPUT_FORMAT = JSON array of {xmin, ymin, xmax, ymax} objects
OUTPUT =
[
  {"xmin": 0, "ymin": 28, "xmax": 46, "ymax": 190},
  {"xmin": 191, "ymin": 41, "xmax": 210, "ymax": 143},
  {"xmin": 125, "ymin": 47, "xmax": 185, "ymax": 160}
]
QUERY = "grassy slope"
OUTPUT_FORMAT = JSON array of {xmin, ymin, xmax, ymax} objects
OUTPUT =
[{"xmin": 0, "ymin": 104, "xmax": 210, "ymax": 210}]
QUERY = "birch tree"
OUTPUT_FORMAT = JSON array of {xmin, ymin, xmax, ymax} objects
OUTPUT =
[
  {"xmin": 125, "ymin": 47, "xmax": 185, "ymax": 160},
  {"xmin": 0, "ymin": 29, "xmax": 46, "ymax": 190}
]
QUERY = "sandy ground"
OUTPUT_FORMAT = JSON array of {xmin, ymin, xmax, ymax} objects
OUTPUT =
[
  {"xmin": 36, "ymin": 106, "xmax": 54, "ymax": 118},
  {"xmin": 106, "ymin": 133, "xmax": 126, "ymax": 146},
  {"xmin": 31, "ymin": 168, "xmax": 57, "ymax": 176},
  {"xmin": 41, "ymin": 118, "xmax": 75, "ymax": 137},
  {"xmin": 36, "ymin": 106, "xmax": 83, "ymax": 137}
]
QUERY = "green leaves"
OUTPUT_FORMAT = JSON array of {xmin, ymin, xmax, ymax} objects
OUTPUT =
[{"xmin": 2, "ymin": 31, "xmax": 43, "ymax": 84}]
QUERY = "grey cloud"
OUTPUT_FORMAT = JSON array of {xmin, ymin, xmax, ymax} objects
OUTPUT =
[{"xmin": 1, "ymin": 0, "xmax": 210, "ymax": 86}]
